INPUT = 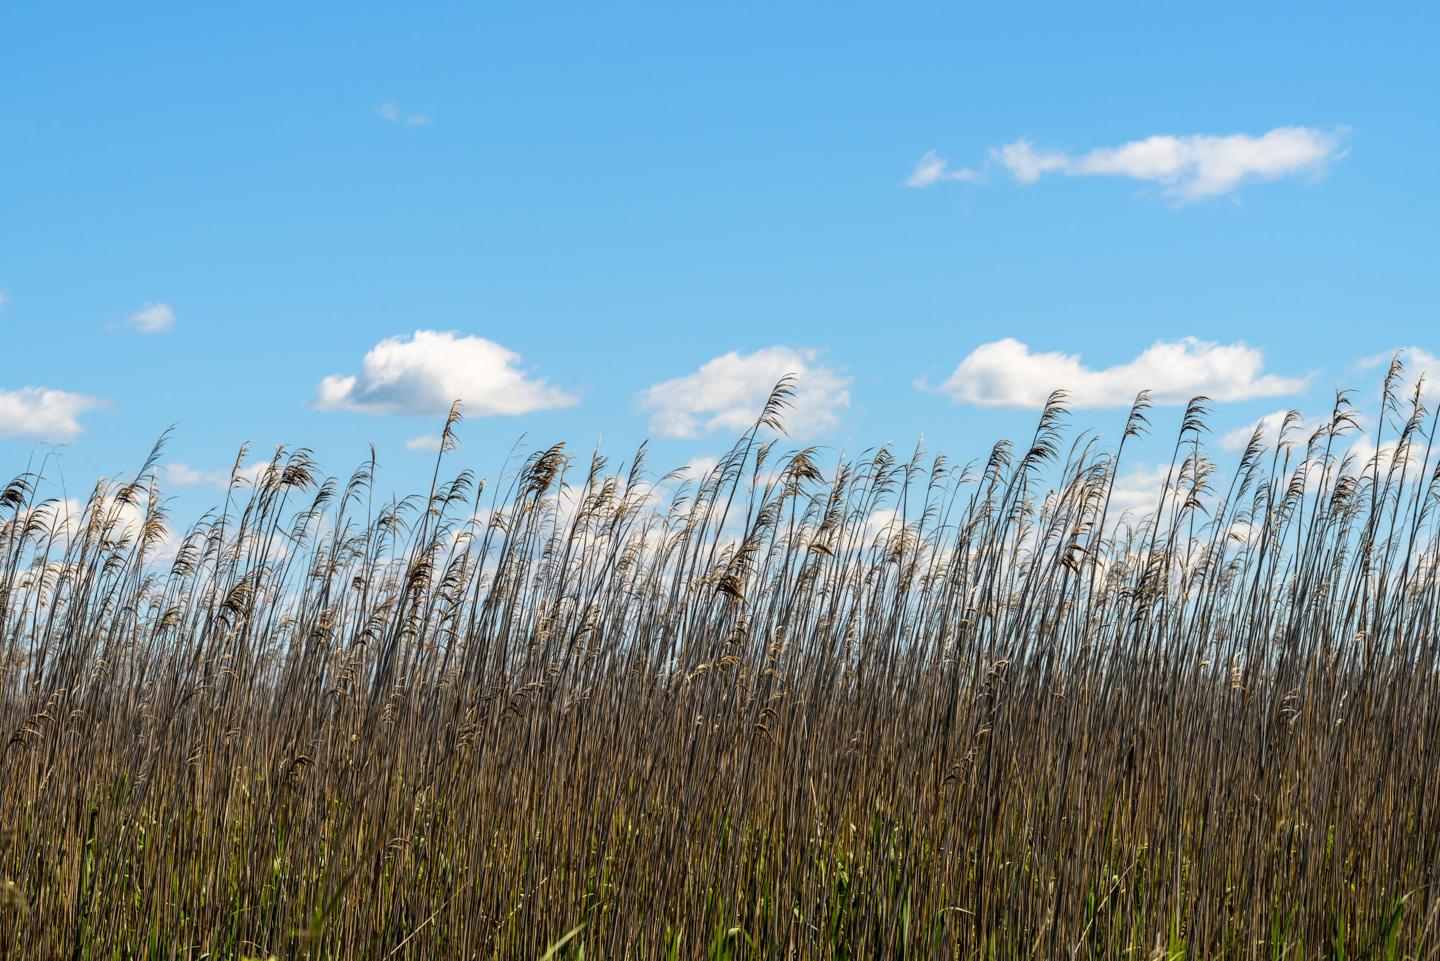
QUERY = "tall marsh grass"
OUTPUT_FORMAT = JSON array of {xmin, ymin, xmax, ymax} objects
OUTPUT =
[{"xmin": 2, "ymin": 373, "xmax": 1439, "ymax": 958}]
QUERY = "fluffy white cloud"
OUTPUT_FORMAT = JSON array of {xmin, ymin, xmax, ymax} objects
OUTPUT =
[
  {"xmin": 0, "ymin": 387, "xmax": 107, "ymax": 440},
  {"xmin": 1359, "ymin": 347, "xmax": 1440, "ymax": 404},
  {"xmin": 313, "ymin": 330, "xmax": 578, "ymax": 418},
  {"xmin": 31, "ymin": 492, "xmax": 177, "ymax": 559},
  {"xmin": 991, "ymin": 127, "xmax": 1344, "ymax": 202},
  {"xmin": 669, "ymin": 456, "xmax": 720, "ymax": 483},
  {"xmin": 639, "ymin": 347, "xmax": 851, "ymax": 440},
  {"xmin": 1217, "ymin": 409, "xmax": 1336, "ymax": 453},
  {"xmin": 131, "ymin": 302, "xmax": 175, "ymax": 333},
  {"xmin": 906, "ymin": 150, "xmax": 981, "ymax": 188},
  {"xmin": 405, "ymin": 434, "xmax": 444, "ymax": 452},
  {"xmin": 936, "ymin": 337, "xmax": 1307, "ymax": 410},
  {"xmin": 1344, "ymin": 435, "xmax": 1433, "ymax": 489},
  {"xmin": 1107, "ymin": 463, "xmax": 1173, "ymax": 514}
]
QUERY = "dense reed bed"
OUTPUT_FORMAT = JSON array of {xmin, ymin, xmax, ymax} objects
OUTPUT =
[{"xmin": 2, "ymin": 373, "xmax": 1439, "ymax": 959}]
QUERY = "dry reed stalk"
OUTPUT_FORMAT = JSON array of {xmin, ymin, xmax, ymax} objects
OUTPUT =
[{"xmin": 0, "ymin": 379, "xmax": 1436, "ymax": 958}]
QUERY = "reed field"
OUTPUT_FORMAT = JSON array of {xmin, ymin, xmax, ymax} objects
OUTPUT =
[{"xmin": 3, "ymin": 370, "xmax": 1440, "ymax": 959}]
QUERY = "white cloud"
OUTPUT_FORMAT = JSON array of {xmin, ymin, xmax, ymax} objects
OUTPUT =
[
  {"xmin": 991, "ymin": 140, "xmax": 1070, "ymax": 183},
  {"xmin": 377, "ymin": 99, "xmax": 430, "ymax": 126},
  {"xmin": 1345, "ymin": 435, "xmax": 1431, "ymax": 487},
  {"xmin": 1108, "ymin": 463, "xmax": 1173, "ymax": 513},
  {"xmin": 232, "ymin": 460, "xmax": 274, "ymax": 488},
  {"xmin": 1217, "ymin": 409, "xmax": 1334, "ymax": 453},
  {"xmin": 991, "ymin": 127, "xmax": 1344, "ymax": 202},
  {"xmin": 639, "ymin": 346, "xmax": 851, "ymax": 440},
  {"xmin": 313, "ymin": 330, "xmax": 578, "ymax": 418},
  {"xmin": 131, "ymin": 302, "xmax": 175, "ymax": 333},
  {"xmin": 905, "ymin": 150, "xmax": 981, "ymax": 188},
  {"xmin": 163, "ymin": 460, "xmax": 275, "ymax": 490},
  {"xmin": 40, "ymin": 491, "xmax": 178, "ymax": 559},
  {"xmin": 936, "ymin": 337, "xmax": 1307, "ymax": 410},
  {"xmin": 1359, "ymin": 347, "xmax": 1440, "ymax": 404},
  {"xmin": 406, "ymin": 434, "xmax": 444, "ymax": 452},
  {"xmin": 0, "ymin": 387, "xmax": 107, "ymax": 441},
  {"xmin": 670, "ymin": 456, "xmax": 720, "ymax": 482},
  {"xmin": 163, "ymin": 462, "xmax": 230, "ymax": 489},
  {"xmin": 1219, "ymin": 409, "xmax": 1290, "ymax": 454}
]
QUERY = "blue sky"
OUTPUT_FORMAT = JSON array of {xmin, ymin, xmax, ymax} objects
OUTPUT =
[{"xmin": 2, "ymin": 1, "xmax": 1437, "ymax": 514}]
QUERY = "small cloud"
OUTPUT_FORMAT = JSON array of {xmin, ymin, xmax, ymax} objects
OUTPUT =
[
  {"xmin": 1108, "ymin": 463, "xmax": 1174, "ymax": 514},
  {"xmin": 1217, "ymin": 409, "xmax": 1331, "ymax": 453},
  {"xmin": 165, "ymin": 459, "xmax": 272, "ymax": 490},
  {"xmin": 638, "ymin": 346, "xmax": 851, "ymax": 440},
  {"xmin": 377, "ymin": 99, "xmax": 430, "ymax": 126},
  {"xmin": 313, "ymin": 329, "xmax": 578, "ymax": 418},
  {"xmin": 1358, "ymin": 347, "xmax": 1440, "ymax": 403},
  {"xmin": 905, "ymin": 150, "xmax": 981, "ymax": 188},
  {"xmin": 987, "ymin": 126, "xmax": 1345, "ymax": 202},
  {"xmin": 163, "ymin": 462, "xmax": 231, "ymax": 489},
  {"xmin": 131, "ymin": 302, "xmax": 175, "ymax": 334},
  {"xmin": 406, "ymin": 434, "xmax": 444, "ymax": 452},
  {"xmin": 670, "ymin": 456, "xmax": 720, "ymax": 482},
  {"xmin": 935, "ymin": 337, "xmax": 1308, "ymax": 409},
  {"xmin": 0, "ymin": 386, "xmax": 107, "ymax": 441},
  {"xmin": 232, "ymin": 460, "xmax": 274, "ymax": 488},
  {"xmin": 991, "ymin": 139, "xmax": 1070, "ymax": 183}
]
